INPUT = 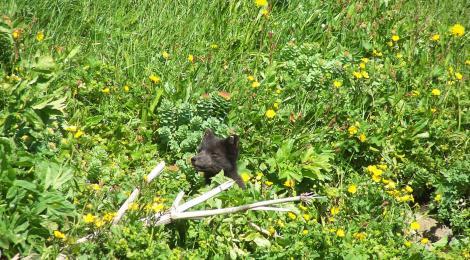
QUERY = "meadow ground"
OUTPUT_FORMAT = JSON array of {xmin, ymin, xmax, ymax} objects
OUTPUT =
[{"xmin": 0, "ymin": 0, "xmax": 469, "ymax": 258}]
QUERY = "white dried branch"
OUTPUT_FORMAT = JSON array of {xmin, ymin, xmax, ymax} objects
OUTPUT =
[
  {"xmin": 112, "ymin": 188, "xmax": 140, "ymax": 225},
  {"xmin": 173, "ymin": 194, "xmax": 321, "ymax": 220},
  {"xmin": 76, "ymin": 232, "xmax": 98, "ymax": 244},
  {"xmin": 147, "ymin": 193, "xmax": 323, "ymax": 226},
  {"xmin": 177, "ymin": 180, "xmax": 235, "ymax": 212},
  {"xmin": 172, "ymin": 191, "xmax": 185, "ymax": 209},
  {"xmin": 249, "ymin": 206, "xmax": 292, "ymax": 212},
  {"xmin": 146, "ymin": 161, "xmax": 165, "ymax": 183},
  {"xmin": 141, "ymin": 181, "xmax": 235, "ymax": 225}
]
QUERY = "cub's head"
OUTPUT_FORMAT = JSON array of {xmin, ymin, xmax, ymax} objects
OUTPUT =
[{"xmin": 191, "ymin": 129, "xmax": 239, "ymax": 175}]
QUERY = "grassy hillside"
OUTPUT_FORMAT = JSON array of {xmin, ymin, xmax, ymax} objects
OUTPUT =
[{"xmin": 0, "ymin": 0, "xmax": 469, "ymax": 258}]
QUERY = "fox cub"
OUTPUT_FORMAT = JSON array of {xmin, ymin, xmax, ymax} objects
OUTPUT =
[{"xmin": 191, "ymin": 129, "xmax": 245, "ymax": 189}]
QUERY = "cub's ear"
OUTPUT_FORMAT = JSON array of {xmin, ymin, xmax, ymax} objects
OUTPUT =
[
  {"xmin": 226, "ymin": 135, "xmax": 239, "ymax": 146},
  {"xmin": 203, "ymin": 129, "xmax": 215, "ymax": 139},
  {"xmin": 225, "ymin": 135, "xmax": 240, "ymax": 159}
]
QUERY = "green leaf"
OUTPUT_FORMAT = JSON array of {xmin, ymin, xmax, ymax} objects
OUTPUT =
[
  {"xmin": 13, "ymin": 180, "xmax": 37, "ymax": 192},
  {"xmin": 253, "ymin": 237, "xmax": 271, "ymax": 248}
]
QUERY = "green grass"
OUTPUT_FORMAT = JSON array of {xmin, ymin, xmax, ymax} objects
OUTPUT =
[{"xmin": 0, "ymin": 0, "xmax": 469, "ymax": 258}]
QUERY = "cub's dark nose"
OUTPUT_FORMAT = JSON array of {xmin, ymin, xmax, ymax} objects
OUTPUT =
[{"xmin": 191, "ymin": 156, "xmax": 196, "ymax": 164}]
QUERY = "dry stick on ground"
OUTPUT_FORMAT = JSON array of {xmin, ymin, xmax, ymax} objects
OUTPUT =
[
  {"xmin": 75, "ymin": 161, "xmax": 165, "ymax": 244},
  {"xmin": 143, "ymin": 183, "xmax": 324, "ymax": 226}
]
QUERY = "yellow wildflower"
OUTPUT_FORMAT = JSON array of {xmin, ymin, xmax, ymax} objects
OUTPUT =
[
  {"xmin": 124, "ymin": 85, "xmax": 129, "ymax": 92},
  {"xmin": 348, "ymin": 125, "xmax": 358, "ymax": 136},
  {"xmin": 367, "ymin": 165, "xmax": 382, "ymax": 175},
  {"xmin": 90, "ymin": 183, "xmax": 101, "ymax": 191},
  {"xmin": 53, "ymin": 230, "xmax": 66, "ymax": 240},
  {"xmin": 210, "ymin": 44, "xmax": 218, "ymax": 49},
  {"xmin": 333, "ymin": 80, "xmax": 342, "ymax": 88},
  {"xmin": 410, "ymin": 221, "xmax": 420, "ymax": 231},
  {"xmin": 255, "ymin": 0, "xmax": 268, "ymax": 7},
  {"xmin": 299, "ymin": 205, "xmax": 308, "ymax": 211},
  {"xmin": 83, "ymin": 213, "xmax": 95, "ymax": 223},
  {"xmin": 450, "ymin": 23, "xmax": 465, "ymax": 37},
  {"xmin": 330, "ymin": 206, "xmax": 340, "ymax": 216},
  {"xmin": 261, "ymin": 9, "xmax": 269, "ymax": 17},
  {"xmin": 247, "ymin": 75, "xmax": 255, "ymax": 81},
  {"xmin": 188, "ymin": 54, "xmax": 194, "ymax": 63},
  {"xmin": 353, "ymin": 71, "xmax": 363, "ymax": 79},
  {"xmin": 421, "ymin": 238, "xmax": 429, "ymax": 245},
  {"xmin": 361, "ymin": 58, "xmax": 369, "ymax": 63},
  {"xmin": 283, "ymin": 179, "xmax": 295, "ymax": 188},
  {"xmin": 128, "ymin": 203, "xmax": 139, "ymax": 211},
  {"xmin": 241, "ymin": 172, "xmax": 251, "ymax": 183},
  {"xmin": 466, "ymin": 60, "xmax": 470, "ymax": 65},
  {"xmin": 12, "ymin": 29, "xmax": 21, "ymax": 39},
  {"xmin": 256, "ymin": 172, "xmax": 264, "ymax": 180},
  {"xmin": 455, "ymin": 72, "xmax": 463, "ymax": 80},
  {"xmin": 303, "ymin": 214, "xmax": 311, "ymax": 221},
  {"xmin": 277, "ymin": 219, "xmax": 285, "ymax": 228},
  {"xmin": 431, "ymin": 108, "xmax": 437, "ymax": 113},
  {"xmin": 36, "ymin": 31, "xmax": 45, "ymax": 42},
  {"xmin": 265, "ymin": 180, "xmax": 273, "ymax": 186},
  {"xmin": 161, "ymin": 51, "xmax": 170, "ymax": 59},
  {"xmin": 361, "ymin": 71, "xmax": 369, "ymax": 79},
  {"xmin": 94, "ymin": 218, "xmax": 105, "ymax": 228},
  {"xmin": 101, "ymin": 87, "xmax": 110, "ymax": 94},
  {"xmin": 151, "ymin": 203, "xmax": 164, "ymax": 213},
  {"xmin": 275, "ymin": 88, "xmax": 282, "ymax": 94},
  {"xmin": 265, "ymin": 109, "xmax": 276, "ymax": 119},
  {"xmin": 434, "ymin": 193, "xmax": 442, "ymax": 202},
  {"xmin": 431, "ymin": 34, "xmax": 440, "ymax": 41},
  {"xmin": 336, "ymin": 228, "xmax": 345, "ymax": 238},
  {"xmin": 287, "ymin": 212, "xmax": 297, "ymax": 220},
  {"xmin": 396, "ymin": 53, "xmax": 403, "ymax": 59},
  {"xmin": 252, "ymin": 81, "xmax": 260, "ymax": 88},
  {"xmin": 103, "ymin": 212, "xmax": 116, "ymax": 222},
  {"xmin": 431, "ymin": 88, "xmax": 441, "ymax": 96},
  {"xmin": 353, "ymin": 232, "xmax": 366, "ymax": 240},
  {"xmin": 273, "ymin": 102, "xmax": 279, "ymax": 110},
  {"xmin": 404, "ymin": 240, "xmax": 412, "ymax": 247},
  {"xmin": 268, "ymin": 226, "xmax": 276, "ymax": 236},
  {"xmin": 359, "ymin": 62, "xmax": 366, "ymax": 69},
  {"xmin": 149, "ymin": 75, "xmax": 161, "ymax": 84},
  {"xmin": 373, "ymin": 49, "xmax": 383, "ymax": 57},
  {"xmin": 387, "ymin": 41, "xmax": 393, "ymax": 47},
  {"xmin": 391, "ymin": 35, "xmax": 400, "ymax": 42},
  {"xmin": 358, "ymin": 133, "xmax": 367, "ymax": 142},
  {"xmin": 302, "ymin": 229, "xmax": 309, "ymax": 235},
  {"xmin": 348, "ymin": 184, "xmax": 357, "ymax": 194},
  {"xmin": 74, "ymin": 130, "xmax": 84, "ymax": 139},
  {"xmin": 64, "ymin": 125, "xmax": 78, "ymax": 132},
  {"xmin": 372, "ymin": 174, "xmax": 381, "ymax": 182},
  {"xmin": 411, "ymin": 90, "xmax": 420, "ymax": 97},
  {"xmin": 405, "ymin": 185, "xmax": 413, "ymax": 193}
]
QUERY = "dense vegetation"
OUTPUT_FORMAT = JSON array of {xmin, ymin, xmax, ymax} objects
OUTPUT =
[{"xmin": 1, "ymin": 0, "xmax": 468, "ymax": 258}]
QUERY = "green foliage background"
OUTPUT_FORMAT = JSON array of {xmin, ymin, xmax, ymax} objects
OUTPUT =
[{"xmin": 0, "ymin": 0, "xmax": 468, "ymax": 258}]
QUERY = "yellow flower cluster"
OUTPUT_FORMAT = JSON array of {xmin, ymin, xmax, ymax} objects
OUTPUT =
[
  {"xmin": 353, "ymin": 232, "xmax": 366, "ymax": 240},
  {"xmin": 367, "ymin": 163, "xmax": 416, "ymax": 203},
  {"xmin": 348, "ymin": 122, "xmax": 367, "ymax": 142},
  {"xmin": 283, "ymin": 179, "xmax": 295, "ymax": 188},
  {"xmin": 53, "ymin": 230, "xmax": 66, "ymax": 240}
]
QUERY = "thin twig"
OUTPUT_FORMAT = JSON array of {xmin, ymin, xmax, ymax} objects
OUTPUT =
[{"xmin": 112, "ymin": 188, "xmax": 140, "ymax": 225}]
